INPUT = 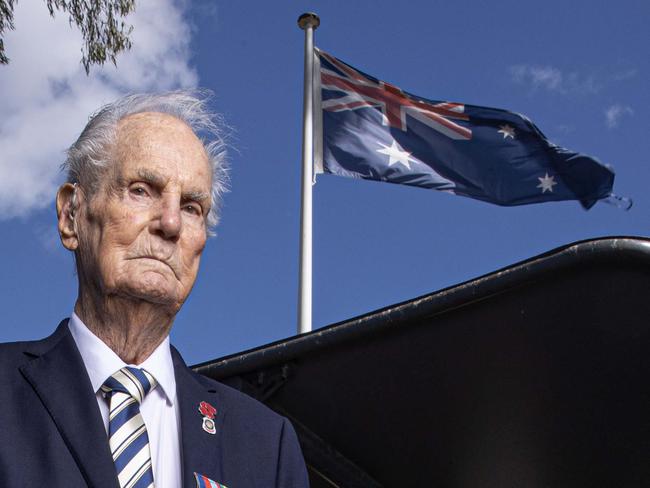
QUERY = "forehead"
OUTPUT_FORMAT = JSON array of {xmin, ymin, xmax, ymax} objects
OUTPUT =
[{"xmin": 113, "ymin": 112, "xmax": 211, "ymax": 190}]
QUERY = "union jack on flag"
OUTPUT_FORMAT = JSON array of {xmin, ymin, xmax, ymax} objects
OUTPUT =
[
  {"xmin": 313, "ymin": 48, "xmax": 616, "ymax": 209},
  {"xmin": 319, "ymin": 49, "xmax": 471, "ymax": 140}
]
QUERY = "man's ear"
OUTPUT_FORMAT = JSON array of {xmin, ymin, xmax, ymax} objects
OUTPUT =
[{"xmin": 56, "ymin": 183, "xmax": 79, "ymax": 251}]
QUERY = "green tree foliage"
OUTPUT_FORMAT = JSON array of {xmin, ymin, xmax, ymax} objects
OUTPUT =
[
  {"xmin": 0, "ymin": 0, "xmax": 135, "ymax": 73},
  {"xmin": 0, "ymin": 0, "xmax": 15, "ymax": 65}
]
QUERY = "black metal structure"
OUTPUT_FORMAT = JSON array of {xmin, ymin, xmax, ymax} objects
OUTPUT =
[{"xmin": 194, "ymin": 237, "xmax": 650, "ymax": 487}]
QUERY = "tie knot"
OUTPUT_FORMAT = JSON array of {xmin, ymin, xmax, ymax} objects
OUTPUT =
[{"xmin": 101, "ymin": 366, "xmax": 157, "ymax": 404}]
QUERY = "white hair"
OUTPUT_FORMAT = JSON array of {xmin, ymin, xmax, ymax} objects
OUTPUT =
[{"xmin": 62, "ymin": 90, "xmax": 229, "ymax": 234}]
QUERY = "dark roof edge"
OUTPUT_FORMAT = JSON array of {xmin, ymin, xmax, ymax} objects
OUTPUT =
[{"xmin": 193, "ymin": 236, "xmax": 650, "ymax": 379}]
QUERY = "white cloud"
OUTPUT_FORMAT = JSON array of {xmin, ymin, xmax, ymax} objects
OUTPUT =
[
  {"xmin": 510, "ymin": 65, "xmax": 563, "ymax": 92},
  {"xmin": 509, "ymin": 65, "xmax": 604, "ymax": 95},
  {"xmin": 0, "ymin": 0, "xmax": 198, "ymax": 219},
  {"xmin": 604, "ymin": 104, "xmax": 633, "ymax": 129},
  {"xmin": 612, "ymin": 68, "xmax": 637, "ymax": 81}
]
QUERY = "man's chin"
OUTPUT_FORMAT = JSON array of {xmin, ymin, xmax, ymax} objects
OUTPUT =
[{"xmin": 115, "ymin": 283, "xmax": 183, "ymax": 308}]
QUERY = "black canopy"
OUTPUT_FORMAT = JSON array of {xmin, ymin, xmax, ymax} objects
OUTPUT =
[{"xmin": 194, "ymin": 237, "xmax": 650, "ymax": 487}]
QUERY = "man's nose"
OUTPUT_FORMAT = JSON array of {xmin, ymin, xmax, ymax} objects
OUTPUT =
[{"xmin": 155, "ymin": 196, "xmax": 182, "ymax": 239}]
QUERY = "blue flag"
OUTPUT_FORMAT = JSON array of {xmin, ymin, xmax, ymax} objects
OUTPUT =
[{"xmin": 314, "ymin": 48, "xmax": 615, "ymax": 209}]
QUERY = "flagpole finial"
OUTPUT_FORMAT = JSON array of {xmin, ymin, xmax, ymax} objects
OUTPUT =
[{"xmin": 298, "ymin": 12, "xmax": 320, "ymax": 30}]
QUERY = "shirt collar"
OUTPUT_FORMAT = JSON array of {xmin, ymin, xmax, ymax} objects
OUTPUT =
[{"xmin": 68, "ymin": 311, "xmax": 177, "ymax": 405}]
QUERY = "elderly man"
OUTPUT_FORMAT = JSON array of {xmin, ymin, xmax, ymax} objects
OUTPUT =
[{"xmin": 0, "ymin": 92, "xmax": 309, "ymax": 487}]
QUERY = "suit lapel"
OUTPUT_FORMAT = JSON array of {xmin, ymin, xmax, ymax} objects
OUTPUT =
[
  {"xmin": 20, "ymin": 321, "xmax": 119, "ymax": 488},
  {"xmin": 172, "ymin": 348, "xmax": 225, "ymax": 488}
]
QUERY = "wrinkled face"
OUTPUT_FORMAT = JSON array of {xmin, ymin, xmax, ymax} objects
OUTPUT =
[{"xmin": 76, "ymin": 112, "xmax": 212, "ymax": 311}]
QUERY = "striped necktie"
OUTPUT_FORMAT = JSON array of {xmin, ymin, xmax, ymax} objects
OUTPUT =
[{"xmin": 101, "ymin": 366, "xmax": 157, "ymax": 488}]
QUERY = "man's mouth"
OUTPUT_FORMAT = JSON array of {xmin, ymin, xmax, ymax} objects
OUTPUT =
[{"xmin": 130, "ymin": 255, "xmax": 179, "ymax": 279}]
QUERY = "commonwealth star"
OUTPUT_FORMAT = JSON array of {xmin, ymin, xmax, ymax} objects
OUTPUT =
[
  {"xmin": 498, "ymin": 124, "xmax": 516, "ymax": 139},
  {"xmin": 376, "ymin": 140, "xmax": 413, "ymax": 169},
  {"xmin": 537, "ymin": 173, "xmax": 557, "ymax": 193}
]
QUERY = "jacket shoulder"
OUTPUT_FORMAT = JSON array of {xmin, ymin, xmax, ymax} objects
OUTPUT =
[
  {"xmin": 0, "ymin": 320, "xmax": 70, "ymax": 368},
  {"xmin": 0, "ymin": 340, "xmax": 31, "ymax": 368}
]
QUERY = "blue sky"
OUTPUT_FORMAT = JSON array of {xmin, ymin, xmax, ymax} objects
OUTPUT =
[{"xmin": 1, "ymin": 0, "xmax": 648, "ymax": 365}]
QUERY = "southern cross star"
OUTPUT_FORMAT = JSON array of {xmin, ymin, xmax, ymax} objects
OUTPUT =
[
  {"xmin": 498, "ymin": 124, "xmax": 516, "ymax": 139},
  {"xmin": 537, "ymin": 173, "xmax": 557, "ymax": 193},
  {"xmin": 376, "ymin": 140, "xmax": 413, "ymax": 170}
]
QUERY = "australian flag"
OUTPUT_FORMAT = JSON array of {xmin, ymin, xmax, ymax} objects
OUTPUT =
[{"xmin": 313, "ymin": 48, "xmax": 615, "ymax": 209}]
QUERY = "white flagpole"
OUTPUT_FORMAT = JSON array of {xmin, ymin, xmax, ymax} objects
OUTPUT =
[{"xmin": 297, "ymin": 12, "xmax": 320, "ymax": 334}]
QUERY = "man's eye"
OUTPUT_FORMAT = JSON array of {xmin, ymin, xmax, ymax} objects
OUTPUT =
[
  {"xmin": 130, "ymin": 186, "xmax": 148, "ymax": 196},
  {"xmin": 183, "ymin": 204, "xmax": 201, "ymax": 215}
]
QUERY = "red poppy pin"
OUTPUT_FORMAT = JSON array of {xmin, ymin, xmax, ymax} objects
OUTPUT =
[{"xmin": 198, "ymin": 401, "xmax": 217, "ymax": 435}]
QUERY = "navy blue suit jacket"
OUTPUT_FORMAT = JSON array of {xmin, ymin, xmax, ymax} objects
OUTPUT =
[{"xmin": 0, "ymin": 320, "xmax": 309, "ymax": 487}]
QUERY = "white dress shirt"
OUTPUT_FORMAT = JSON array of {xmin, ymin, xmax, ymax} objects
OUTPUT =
[{"xmin": 68, "ymin": 312, "xmax": 182, "ymax": 488}]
